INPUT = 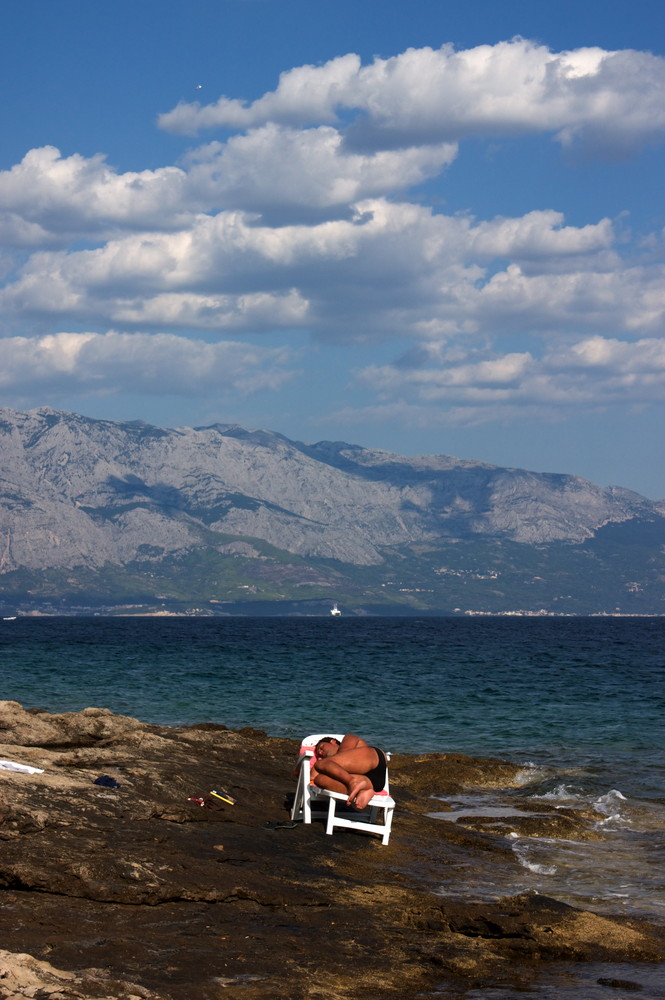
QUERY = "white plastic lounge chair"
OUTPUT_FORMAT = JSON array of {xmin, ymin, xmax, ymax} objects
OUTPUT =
[{"xmin": 290, "ymin": 733, "xmax": 395, "ymax": 846}]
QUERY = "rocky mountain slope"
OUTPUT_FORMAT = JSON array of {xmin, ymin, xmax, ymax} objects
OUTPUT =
[{"xmin": 1, "ymin": 406, "xmax": 663, "ymax": 614}]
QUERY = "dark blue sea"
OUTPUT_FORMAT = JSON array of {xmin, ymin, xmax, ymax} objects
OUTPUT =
[{"xmin": 2, "ymin": 614, "xmax": 664, "ymax": 996}]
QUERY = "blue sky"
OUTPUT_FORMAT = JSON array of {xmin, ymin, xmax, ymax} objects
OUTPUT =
[{"xmin": 1, "ymin": 0, "xmax": 664, "ymax": 497}]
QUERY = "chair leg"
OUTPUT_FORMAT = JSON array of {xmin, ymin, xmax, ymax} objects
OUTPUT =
[
  {"xmin": 290, "ymin": 768, "xmax": 301, "ymax": 821},
  {"xmin": 290, "ymin": 766, "xmax": 313, "ymax": 823},
  {"xmin": 381, "ymin": 805, "xmax": 394, "ymax": 845},
  {"xmin": 325, "ymin": 794, "xmax": 336, "ymax": 835},
  {"xmin": 321, "ymin": 794, "xmax": 395, "ymax": 845}
]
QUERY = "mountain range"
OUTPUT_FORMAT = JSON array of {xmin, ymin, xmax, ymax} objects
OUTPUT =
[{"xmin": 1, "ymin": 406, "xmax": 663, "ymax": 615}]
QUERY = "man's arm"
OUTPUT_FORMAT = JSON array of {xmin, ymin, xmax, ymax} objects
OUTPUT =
[{"xmin": 338, "ymin": 733, "xmax": 368, "ymax": 752}]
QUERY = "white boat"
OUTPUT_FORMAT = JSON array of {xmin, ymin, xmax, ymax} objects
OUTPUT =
[
  {"xmin": 3, "ymin": 616, "xmax": 17, "ymax": 621},
  {"xmin": 330, "ymin": 604, "xmax": 341, "ymax": 617}
]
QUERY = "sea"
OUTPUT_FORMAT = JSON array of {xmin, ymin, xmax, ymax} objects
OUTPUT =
[{"xmin": 1, "ymin": 614, "xmax": 664, "ymax": 998}]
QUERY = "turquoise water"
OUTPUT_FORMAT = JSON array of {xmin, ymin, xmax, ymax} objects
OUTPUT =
[
  {"xmin": 2, "ymin": 614, "xmax": 664, "ymax": 942},
  {"xmin": 2, "ymin": 616, "xmax": 662, "ymax": 793}
]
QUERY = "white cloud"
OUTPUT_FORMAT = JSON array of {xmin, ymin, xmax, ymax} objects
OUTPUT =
[
  {"xmin": 1, "ymin": 38, "xmax": 664, "ymax": 434},
  {"xmin": 468, "ymin": 211, "xmax": 615, "ymax": 260},
  {"xmin": 1, "ymin": 199, "xmax": 662, "ymax": 343},
  {"xmin": 184, "ymin": 125, "xmax": 458, "ymax": 214},
  {"xmin": 0, "ymin": 147, "xmax": 191, "ymax": 244},
  {"xmin": 0, "ymin": 132, "xmax": 457, "ymax": 246},
  {"xmin": 352, "ymin": 335, "xmax": 665, "ymax": 424},
  {"xmin": 0, "ymin": 213, "xmax": 56, "ymax": 248},
  {"xmin": 0, "ymin": 331, "xmax": 296, "ymax": 398},
  {"xmin": 110, "ymin": 289, "xmax": 309, "ymax": 329},
  {"xmin": 159, "ymin": 40, "xmax": 665, "ymax": 156},
  {"xmin": 554, "ymin": 334, "xmax": 665, "ymax": 375},
  {"xmin": 159, "ymin": 52, "xmax": 362, "ymax": 133},
  {"xmin": 474, "ymin": 262, "xmax": 665, "ymax": 334}
]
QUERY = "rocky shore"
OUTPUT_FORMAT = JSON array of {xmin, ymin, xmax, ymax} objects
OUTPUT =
[{"xmin": 0, "ymin": 701, "xmax": 662, "ymax": 999}]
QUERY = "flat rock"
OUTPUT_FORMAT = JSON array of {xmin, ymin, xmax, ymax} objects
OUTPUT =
[{"xmin": 0, "ymin": 702, "xmax": 662, "ymax": 999}]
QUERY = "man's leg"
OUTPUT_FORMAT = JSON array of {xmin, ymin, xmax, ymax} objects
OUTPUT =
[{"xmin": 313, "ymin": 747, "xmax": 379, "ymax": 810}]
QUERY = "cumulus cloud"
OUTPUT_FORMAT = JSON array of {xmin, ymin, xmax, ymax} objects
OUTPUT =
[
  {"xmin": 473, "ymin": 262, "xmax": 665, "ymax": 334},
  {"xmin": 468, "ymin": 211, "xmax": 615, "ymax": 260},
  {"xmin": 1, "ymin": 38, "xmax": 664, "ymax": 430},
  {"xmin": 2, "ymin": 198, "xmax": 660, "ymax": 344},
  {"xmin": 159, "ymin": 40, "xmax": 665, "ymax": 156},
  {"xmin": 0, "ymin": 331, "xmax": 296, "ymax": 398},
  {"xmin": 0, "ymin": 147, "xmax": 191, "ymax": 244},
  {"xmin": 159, "ymin": 52, "xmax": 362, "ymax": 133},
  {"xmin": 184, "ymin": 125, "xmax": 458, "ymax": 216},
  {"xmin": 0, "ymin": 132, "xmax": 457, "ymax": 244},
  {"xmin": 351, "ymin": 335, "xmax": 665, "ymax": 425}
]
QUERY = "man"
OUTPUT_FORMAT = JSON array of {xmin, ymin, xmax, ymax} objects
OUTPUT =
[{"xmin": 310, "ymin": 733, "xmax": 387, "ymax": 811}]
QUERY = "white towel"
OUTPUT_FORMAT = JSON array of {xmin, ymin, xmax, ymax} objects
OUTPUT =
[{"xmin": 0, "ymin": 759, "xmax": 44, "ymax": 774}]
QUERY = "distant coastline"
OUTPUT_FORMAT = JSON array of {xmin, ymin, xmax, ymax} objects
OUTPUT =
[{"xmin": 5, "ymin": 605, "xmax": 664, "ymax": 618}]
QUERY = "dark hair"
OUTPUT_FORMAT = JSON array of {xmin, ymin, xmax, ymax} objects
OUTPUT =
[{"xmin": 315, "ymin": 736, "xmax": 340, "ymax": 753}]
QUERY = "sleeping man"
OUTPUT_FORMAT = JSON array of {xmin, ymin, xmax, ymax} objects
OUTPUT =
[{"xmin": 309, "ymin": 733, "xmax": 388, "ymax": 811}]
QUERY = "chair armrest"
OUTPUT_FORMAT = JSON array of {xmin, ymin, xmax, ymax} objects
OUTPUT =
[{"xmin": 294, "ymin": 751, "xmax": 314, "ymax": 768}]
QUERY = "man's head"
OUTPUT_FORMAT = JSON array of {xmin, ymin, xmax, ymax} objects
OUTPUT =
[{"xmin": 315, "ymin": 737, "xmax": 341, "ymax": 759}]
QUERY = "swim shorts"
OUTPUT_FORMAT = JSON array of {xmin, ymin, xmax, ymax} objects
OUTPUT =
[{"xmin": 365, "ymin": 747, "xmax": 387, "ymax": 792}]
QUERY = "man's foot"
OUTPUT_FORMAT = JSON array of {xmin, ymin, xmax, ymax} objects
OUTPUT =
[{"xmin": 346, "ymin": 776, "xmax": 375, "ymax": 811}]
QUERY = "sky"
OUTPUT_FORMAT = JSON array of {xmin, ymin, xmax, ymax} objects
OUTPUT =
[{"xmin": 1, "ymin": 0, "xmax": 664, "ymax": 498}]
